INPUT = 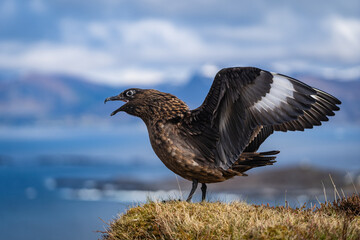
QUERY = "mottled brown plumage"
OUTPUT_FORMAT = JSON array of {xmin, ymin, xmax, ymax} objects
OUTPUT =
[{"xmin": 105, "ymin": 67, "xmax": 341, "ymax": 202}]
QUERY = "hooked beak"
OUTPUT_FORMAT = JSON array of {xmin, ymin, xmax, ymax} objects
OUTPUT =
[
  {"xmin": 104, "ymin": 94, "xmax": 128, "ymax": 116},
  {"xmin": 104, "ymin": 94, "xmax": 128, "ymax": 104}
]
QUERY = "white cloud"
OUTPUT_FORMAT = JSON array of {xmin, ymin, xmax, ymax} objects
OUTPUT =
[
  {"xmin": 0, "ymin": 43, "xmax": 111, "ymax": 73},
  {"xmin": 200, "ymin": 64, "xmax": 219, "ymax": 78},
  {"xmin": 297, "ymin": 16, "xmax": 360, "ymax": 63},
  {"xmin": 60, "ymin": 19, "xmax": 206, "ymax": 63},
  {"xmin": 0, "ymin": 42, "xmax": 174, "ymax": 86},
  {"xmin": 119, "ymin": 20, "xmax": 205, "ymax": 61},
  {"xmin": 328, "ymin": 16, "xmax": 360, "ymax": 61},
  {"xmin": 271, "ymin": 60, "xmax": 360, "ymax": 81},
  {"xmin": 0, "ymin": 19, "xmax": 207, "ymax": 86},
  {"xmin": 322, "ymin": 66, "xmax": 360, "ymax": 80},
  {"xmin": 0, "ymin": 13, "xmax": 360, "ymax": 86},
  {"xmin": 85, "ymin": 68, "xmax": 167, "ymax": 86}
]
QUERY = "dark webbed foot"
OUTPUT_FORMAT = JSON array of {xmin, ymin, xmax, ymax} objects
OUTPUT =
[{"xmin": 186, "ymin": 179, "xmax": 198, "ymax": 202}]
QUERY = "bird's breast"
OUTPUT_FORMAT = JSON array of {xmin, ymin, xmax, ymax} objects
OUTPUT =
[{"xmin": 147, "ymin": 121, "xmax": 226, "ymax": 183}]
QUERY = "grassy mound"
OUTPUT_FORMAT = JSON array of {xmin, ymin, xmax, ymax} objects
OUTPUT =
[{"xmin": 103, "ymin": 194, "xmax": 360, "ymax": 240}]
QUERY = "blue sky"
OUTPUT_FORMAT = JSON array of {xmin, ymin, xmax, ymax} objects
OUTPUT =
[{"xmin": 0, "ymin": 0, "xmax": 359, "ymax": 86}]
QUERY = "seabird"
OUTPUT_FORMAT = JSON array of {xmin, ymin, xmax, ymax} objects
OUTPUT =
[{"xmin": 105, "ymin": 67, "xmax": 341, "ymax": 202}]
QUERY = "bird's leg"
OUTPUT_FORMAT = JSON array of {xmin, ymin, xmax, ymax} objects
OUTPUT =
[
  {"xmin": 186, "ymin": 179, "xmax": 198, "ymax": 202},
  {"xmin": 201, "ymin": 183, "xmax": 207, "ymax": 201}
]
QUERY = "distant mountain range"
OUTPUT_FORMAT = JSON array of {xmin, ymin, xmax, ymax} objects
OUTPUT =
[{"xmin": 0, "ymin": 71, "xmax": 358, "ymax": 125}]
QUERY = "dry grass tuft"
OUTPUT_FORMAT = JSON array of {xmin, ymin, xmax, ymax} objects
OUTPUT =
[
  {"xmin": 319, "ymin": 193, "xmax": 360, "ymax": 216},
  {"xmin": 102, "ymin": 195, "xmax": 360, "ymax": 240},
  {"xmin": 333, "ymin": 193, "xmax": 360, "ymax": 217}
]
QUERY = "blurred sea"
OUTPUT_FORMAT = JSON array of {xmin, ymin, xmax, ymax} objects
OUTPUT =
[
  {"xmin": 1, "ymin": 122, "xmax": 359, "ymax": 169},
  {"xmin": 0, "ymin": 164, "xmax": 168, "ymax": 240}
]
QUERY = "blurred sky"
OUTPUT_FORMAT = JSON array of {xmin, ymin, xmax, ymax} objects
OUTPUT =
[{"xmin": 0, "ymin": 0, "xmax": 359, "ymax": 86}]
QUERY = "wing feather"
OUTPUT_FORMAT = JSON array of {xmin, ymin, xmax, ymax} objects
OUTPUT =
[{"xmin": 185, "ymin": 67, "xmax": 341, "ymax": 169}]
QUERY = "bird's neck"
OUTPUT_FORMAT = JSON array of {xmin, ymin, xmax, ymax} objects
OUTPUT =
[{"xmin": 139, "ymin": 95, "xmax": 190, "ymax": 124}]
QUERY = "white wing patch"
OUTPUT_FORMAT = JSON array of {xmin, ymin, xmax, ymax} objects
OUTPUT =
[{"xmin": 251, "ymin": 73, "xmax": 295, "ymax": 112}]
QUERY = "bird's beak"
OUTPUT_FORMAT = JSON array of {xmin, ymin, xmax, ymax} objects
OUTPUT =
[
  {"xmin": 104, "ymin": 94, "xmax": 127, "ymax": 104},
  {"xmin": 104, "ymin": 94, "xmax": 128, "ymax": 116}
]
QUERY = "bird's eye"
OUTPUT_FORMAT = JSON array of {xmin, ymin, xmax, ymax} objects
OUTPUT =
[{"xmin": 126, "ymin": 90, "xmax": 135, "ymax": 97}]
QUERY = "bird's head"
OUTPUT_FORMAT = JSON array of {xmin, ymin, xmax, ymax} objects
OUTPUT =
[
  {"xmin": 104, "ymin": 88, "xmax": 189, "ymax": 122},
  {"xmin": 105, "ymin": 88, "xmax": 189, "ymax": 122},
  {"xmin": 104, "ymin": 88, "xmax": 146, "ymax": 117}
]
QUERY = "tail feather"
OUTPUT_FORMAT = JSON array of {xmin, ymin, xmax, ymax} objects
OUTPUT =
[{"xmin": 231, "ymin": 150, "xmax": 279, "ymax": 174}]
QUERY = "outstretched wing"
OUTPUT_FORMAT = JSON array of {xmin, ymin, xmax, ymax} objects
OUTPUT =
[{"xmin": 187, "ymin": 67, "xmax": 341, "ymax": 170}]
